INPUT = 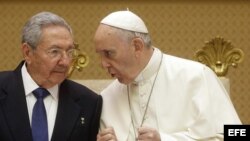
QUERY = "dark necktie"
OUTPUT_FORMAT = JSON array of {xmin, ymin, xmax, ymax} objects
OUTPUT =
[{"xmin": 32, "ymin": 88, "xmax": 50, "ymax": 141}]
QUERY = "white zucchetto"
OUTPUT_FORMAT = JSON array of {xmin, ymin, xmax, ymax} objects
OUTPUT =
[{"xmin": 100, "ymin": 10, "xmax": 148, "ymax": 33}]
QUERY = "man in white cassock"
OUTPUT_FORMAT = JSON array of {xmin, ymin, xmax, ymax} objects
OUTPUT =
[{"xmin": 94, "ymin": 10, "xmax": 241, "ymax": 141}]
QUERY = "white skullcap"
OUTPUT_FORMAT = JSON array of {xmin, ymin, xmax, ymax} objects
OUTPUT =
[{"xmin": 100, "ymin": 10, "xmax": 148, "ymax": 33}]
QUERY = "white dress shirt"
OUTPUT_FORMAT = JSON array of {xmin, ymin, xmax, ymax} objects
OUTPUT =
[{"xmin": 21, "ymin": 64, "xmax": 58, "ymax": 141}]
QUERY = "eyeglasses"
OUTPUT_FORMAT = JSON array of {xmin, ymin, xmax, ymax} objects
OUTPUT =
[
  {"xmin": 28, "ymin": 43, "xmax": 80, "ymax": 60},
  {"xmin": 46, "ymin": 47, "xmax": 79, "ymax": 60}
]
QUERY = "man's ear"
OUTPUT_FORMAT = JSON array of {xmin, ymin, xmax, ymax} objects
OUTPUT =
[
  {"xmin": 132, "ymin": 37, "xmax": 144, "ymax": 52},
  {"xmin": 21, "ymin": 43, "xmax": 32, "ymax": 64}
]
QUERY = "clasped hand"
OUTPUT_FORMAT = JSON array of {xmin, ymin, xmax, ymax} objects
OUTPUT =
[{"xmin": 97, "ymin": 126, "xmax": 161, "ymax": 141}]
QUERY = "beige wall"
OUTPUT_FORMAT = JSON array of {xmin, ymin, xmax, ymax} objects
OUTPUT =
[{"xmin": 0, "ymin": 0, "xmax": 249, "ymax": 123}]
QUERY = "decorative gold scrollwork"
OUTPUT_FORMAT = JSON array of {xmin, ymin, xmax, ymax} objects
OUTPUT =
[
  {"xmin": 195, "ymin": 36, "xmax": 244, "ymax": 76},
  {"xmin": 67, "ymin": 43, "xmax": 89, "ymax": 77}
]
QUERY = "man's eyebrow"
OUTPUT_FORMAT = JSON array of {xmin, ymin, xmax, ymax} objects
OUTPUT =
[
  {"xmin": 47, "ymin": 45, "xmax": 61, "ymax": 50},
  {"xmin": 48, "ymin": 44, "xmax": 75, "ymax": 49}
]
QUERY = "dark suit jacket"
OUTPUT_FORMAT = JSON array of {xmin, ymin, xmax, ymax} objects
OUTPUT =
[{"xmin": 0, "ymin": 62, "xmax": 103, "ymax": 141}]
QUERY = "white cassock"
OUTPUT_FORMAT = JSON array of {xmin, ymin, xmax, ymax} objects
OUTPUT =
[{"xmin": 100, "ymin": 47, "xmax": 241, "ymax": 141}]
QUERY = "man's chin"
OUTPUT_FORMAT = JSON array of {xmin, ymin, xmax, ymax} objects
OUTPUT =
[
  {"xmin": 47, "ymin": 79, "xmax": 64, "ymax": 86},
  {"xmin": 53, "ymin": 72, "xmax": 67, "ymax": 78},
  {"xmin": 117, "ymin": 78, "xmax": 129, "ymax": 85},
  {"xmin": 50, "ymin": 75, "xmax": 67, "ymax": 84}
]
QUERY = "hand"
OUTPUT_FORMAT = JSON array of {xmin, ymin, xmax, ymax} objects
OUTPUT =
[
  {"xmin": 97, "ymin": 127, "xmax": 118, "ymax": 141},
  {"xmin": 137, "ymin": 126, "xmax": 161, "ymax": 141}
]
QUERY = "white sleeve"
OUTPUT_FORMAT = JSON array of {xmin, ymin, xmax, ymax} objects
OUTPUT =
[{"xmin": 159, "ymin": 132, "xmax": 223, "ymax": 141}]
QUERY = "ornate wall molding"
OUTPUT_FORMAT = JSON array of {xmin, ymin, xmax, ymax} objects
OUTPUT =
[
  {"xmin": 195, "ymin": 36, "xmax": 244, "ymax": 76},
  {"xmin": 67, "ymin": 43, "xmax": 89, "ymax": 77}
]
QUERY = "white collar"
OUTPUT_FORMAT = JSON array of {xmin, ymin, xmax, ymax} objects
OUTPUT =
[
  {"xmin": 133, "ymin": 47, "xmax": 162, "ymax": 84},
  {"xmin": 21, "ymin": 63, "xmax": 59, "ymax": 100}
]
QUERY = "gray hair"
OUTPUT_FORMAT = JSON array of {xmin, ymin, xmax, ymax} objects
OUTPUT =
[
  {"xmin": 21, "ymin": 11, "xmax": 73, "ymax": 49},
  {"xmin": 114, "ymin": 28, "xmax": 152, "ymax": 48}
]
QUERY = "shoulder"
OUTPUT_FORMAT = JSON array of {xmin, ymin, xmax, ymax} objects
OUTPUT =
[
  {"xmin": 0, "ymin": 71, "xmax": 13, "ymax": 86},
  {"xmin": 164, "ymin": 54, "xmax": 204, "ymax": 68},
  {"xmin": 160, "ymin": 54, "xmax": 218, "ymax": 83},
  {"xmin": 163, "ymin": 54, "xmax": 210, "ymax": 74},
  {"xmin": 101, "ymin": 79, "xmax": 126, "ymax": 97},
  {"xmin": 61, "ymin": 79, "xmax": 102, "ymax": 100},
  {"xmin": 0, "ymin": 71, "xmax": 12, "ymax": 80}
]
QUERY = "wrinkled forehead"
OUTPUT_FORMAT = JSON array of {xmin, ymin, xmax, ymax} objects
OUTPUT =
[
  {"xmin": 94, "ymin": 25, "xmax": 127, "ymax": 53},
  {"xmin": 96, "ymin": 24, "xmax": 117, "ymax": 34},
  {"xmin": 94, "ymin": 24, "xmax": 120, "ymax": 42}
]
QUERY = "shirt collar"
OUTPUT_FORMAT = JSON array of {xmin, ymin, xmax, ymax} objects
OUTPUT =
[
  {"xmin": 21, "ymin": 63, "xmax": 59, "ymax": 100},
  {"xmin": 133, "ymin": 47, "xmax": 162, "ymax": 84}
]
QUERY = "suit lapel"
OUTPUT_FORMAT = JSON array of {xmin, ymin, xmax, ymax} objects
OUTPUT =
[
  {"xmin": 51, "ymin": 81, "xmax": 81, "ymax": 141},
  {"xmin": 0, "ymin": 61, "xmax": 33, "ymax": 141}
]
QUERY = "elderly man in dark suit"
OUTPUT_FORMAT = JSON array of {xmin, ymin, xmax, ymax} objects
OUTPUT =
[{"xmin": 0, "ymin": 11, "xmax": 102, "ymax": 141}]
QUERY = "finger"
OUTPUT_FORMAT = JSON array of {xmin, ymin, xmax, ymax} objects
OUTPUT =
[
  {"xmin": 99, "ymin": 127, "xmax": 115, "ymax": 136},
  {"xmin": 138, "ymin": 126, "xmax": 150, "ymax": 135},
  {"xmin": 98, "ymin": 127, "xmax": 118, "ymax": 141},
  {"xmin": 98, "ymin": 132, "xmax": 116, "ymax": 141},
  {"xmin": 138, "ymin": 127, "xmax": 160, "ymax": 141}
]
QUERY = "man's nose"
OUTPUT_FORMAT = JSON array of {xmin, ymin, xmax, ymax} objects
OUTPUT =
[
  {"xmin": 58, "ymin": 53, "xmax": 72, "ymax": 66},
  {"xmin": 101, "ymin": 59, "xmax": 110, "ymax": 68}
]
